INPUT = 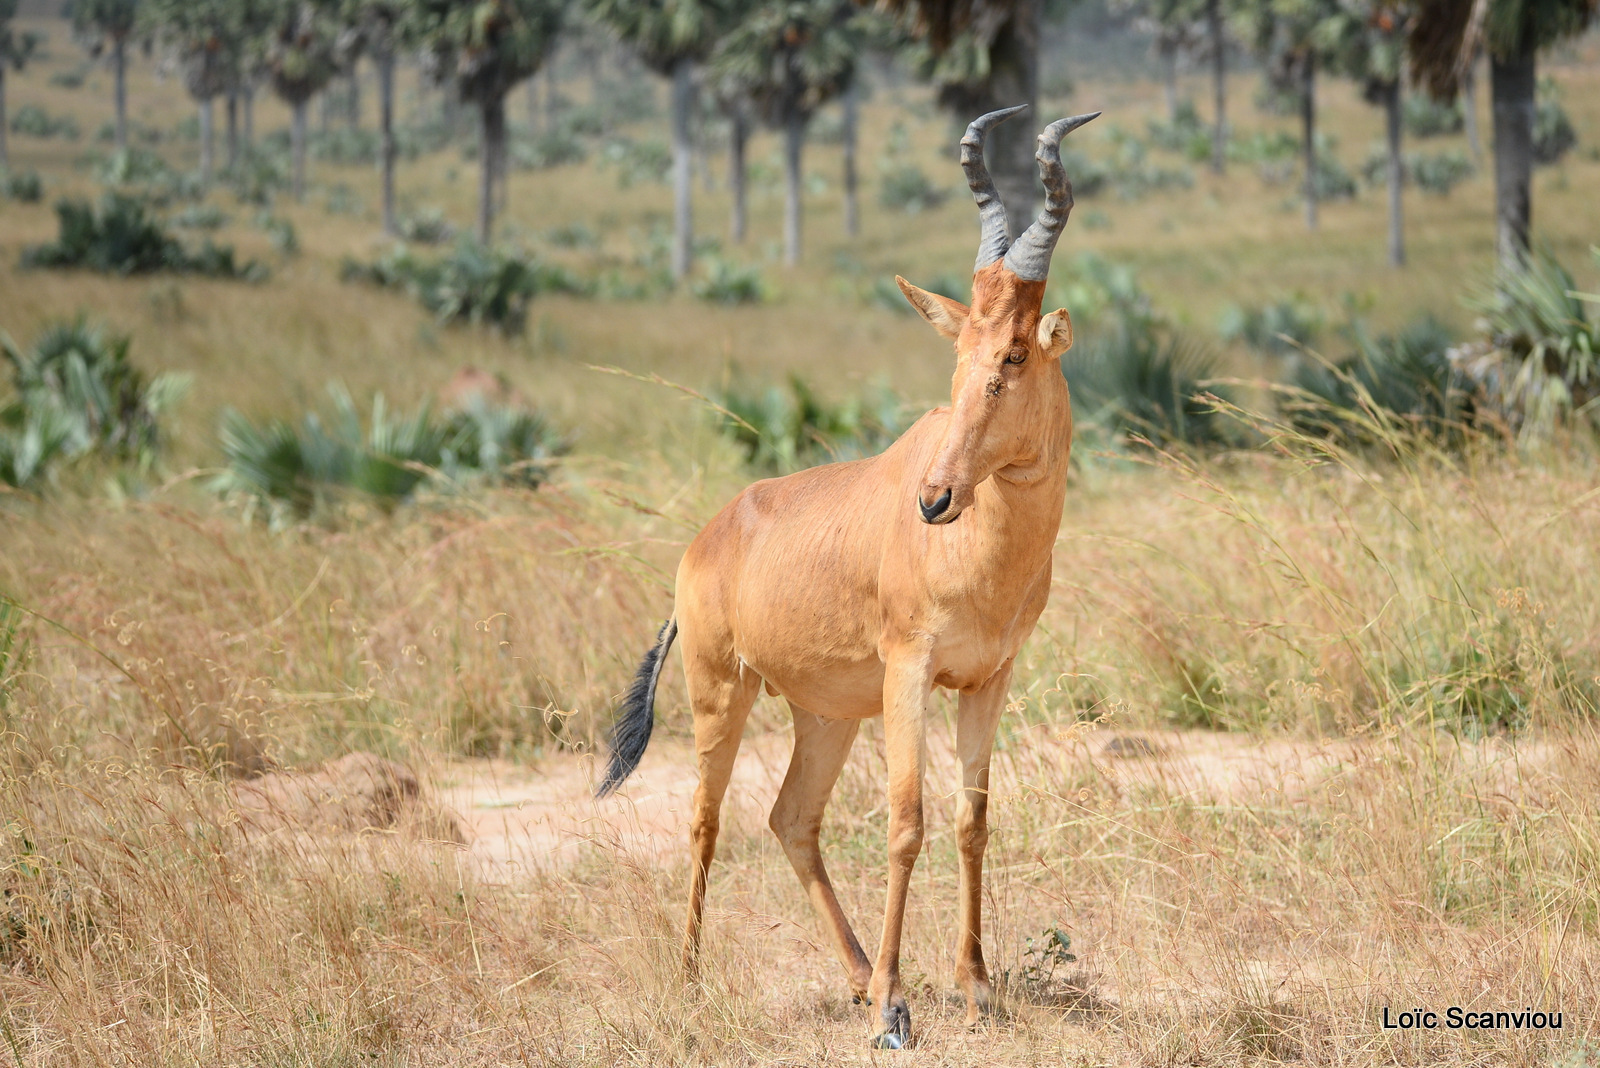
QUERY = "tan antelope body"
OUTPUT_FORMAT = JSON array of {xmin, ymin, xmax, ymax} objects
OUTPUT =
[{"xmin": 597, "ymin": 105, "xmax": 1097, "ymax": 1048}]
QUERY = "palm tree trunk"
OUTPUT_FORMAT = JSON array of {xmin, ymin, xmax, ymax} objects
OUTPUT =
[
  {"xmin": 1461, "ymin": 58, "xmax": 1481, "ymax": 163},
  {"xmin": 0, "ymin": 67, "xmax": 8, "ymax": 168},
  {"xmin": 291, "ymin": 98, "xmax": 308, "ymax": 201},
  {"xmin": 1160, "ymin": 37, "xmax": 1178, "ymax": 122},
  {"xmin": 478, "ymin": 95, "xmax": 505, "ymax": 243},
  {"xmin": 729, "ymin": 106, "xmax": 747, "ymax": 244},
  {"xmin": 983, "ymin": 0, "xmax": 1040, "ymax": 239},
  {"xmin": 112, "ymin": 36, "xmax": 128, "ymax": 152},
  {"xmin": 199, "ymin": 97, "xmax": 214, "ymax": 184},
  {"xmin": 669, "ymin": 56, "xmax": 695, "ymax": 281},
  {"xmin": 226, "ymin": 92, "xmax": 239, "ymax": 170},
  {"xmin": 243, "ymin": 86, "xmax": 254, "ymax": 148},
  {"xmin": 1490, "ymin": 45, "xmax": 1533, "ymax": 270},
  {"xmin": 378, "ymin": 48, "xmax": 397, "ymax": 235},
  {"xmin": 1301, "ymin": 55, "xmax": 1316, "ymax": 231},
  {"xmin": 784, "ymin": 108, "xmax": 804, "ymax": 266},
  {"xmin": 842, "ymin": 82, "xmax": 859, "ymax": 238},
  {"xmin": 545, "ymin": 62, "xmax": 558, "ymax": 131},
  {"xmin": 1384, "ymin": 78, "xmax": 1404, "ymax": 268},
  {"xmin": 1207, "ymin": 0, "xmax": 1226, "ymax": 174}
]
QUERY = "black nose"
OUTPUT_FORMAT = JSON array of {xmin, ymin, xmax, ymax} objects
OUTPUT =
[{"xmin": 918, "ymin": 488, "xmax": 952, "ymax": 524}]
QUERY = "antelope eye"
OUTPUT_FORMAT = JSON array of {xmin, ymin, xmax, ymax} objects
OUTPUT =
[{"xmin": 1005, "ymin": 349, "xmax": 1027, "ymax": 365}]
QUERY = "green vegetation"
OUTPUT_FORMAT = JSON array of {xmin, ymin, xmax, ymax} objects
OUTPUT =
[
  {"xmin": 1455, "ymin": 247, "xmax": 1600, "ymax": 441},
  {"xmin": 213, "ymin": 384, "xmax": 567, "ymax": 521},
  {"xmin": 714, "ymin": 373, "xmax": 906, "ymax": 471},
  {"xmin": 9, "ymin": 103, "xmax": 79, "ymax": 139},
  {"xmin": 1288, "ymin": 315, "xmax": 1464, "ymax": 442},
  {"xmin": 0, "ymin": 318, "xmax": 187, "ymax": 488},
  {"xmin": 21, "ymin": 194, "xmax": 264, "ymax": 278},
  {"xmin": 0, "ymin": 165, "xmax": 40, "ymax": 201},
  {"xmin": 1056, "ymin": 253, "xmax": 1229, "ymax": 446},
  {"xmin": 340, "ymin": 241, "xmax": 590, "ymax": 332},
  {"xmin": 692, "ymin": 257, "xmax": 767, "ymax": 304}
]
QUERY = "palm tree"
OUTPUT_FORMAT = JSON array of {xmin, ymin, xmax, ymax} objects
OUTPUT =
[
  {"xmin": 906, "ymin": 5, "xmax": 1039, "ymax": 240},
  {"xmin": 1323, "ymin": 0, "xmax": 1410, "ymax": 266},
  {"xmin": 1407, "ymin": 0, "xmax": 1596, "ymax": 269},
  {"xmin": 407, "ymin": 0, "xmax": 565, "ymax": 243},
  {"xmin": 73, "ymin": 0, "xmax": 141, "ymax": 152},
  {"xmin": 586, "ymin": 0, "xmax": 733, "ymax": 282},
  {"xmin": 145, "ymin": 0, "xmax": 258, "ymax": 184},
  {"xmin": 264, "ymin": 1, "xmax": 344, "ymax": 201},
  {"xmin": 341, "ymin": 0, "xmax": 408, "ymax": 235},
  {"xmin": 1136, "ymin": 0, "xmax": 1228, "ymax": 171},
  {"xmin": 1239, "ymin": 0, "xmax": 1341, "ymax": 231},
  {"xmin": 713, "ymin": 0, "xmax": 864, "ymax": 265},
  {"xmin": 0, "ymin": 0, "xmax": 42, "ymax": 168}
]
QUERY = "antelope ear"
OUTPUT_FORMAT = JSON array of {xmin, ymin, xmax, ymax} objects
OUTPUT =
[
  {"xmin": 1037, "ymin": 308, "xmax": 1073, "ymax": 359},
  {"xmin": 896, "ymin": 276, "xmax": 969, "ymax": 340}
]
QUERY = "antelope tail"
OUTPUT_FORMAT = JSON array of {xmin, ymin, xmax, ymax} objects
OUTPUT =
[{"xmin": 595, "ymin": 618, "xmax": 677, "ymax": 798}]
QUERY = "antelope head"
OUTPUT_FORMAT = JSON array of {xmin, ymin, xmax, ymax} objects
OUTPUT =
[{"xmin": 898, "ymin": 106, "xmax": 1099, "ymax": 525}]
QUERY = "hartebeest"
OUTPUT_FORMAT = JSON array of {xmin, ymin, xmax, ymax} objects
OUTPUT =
[{"xmin": 596, "ymin": 104, "xmax": 1098, "ymax": 1048}]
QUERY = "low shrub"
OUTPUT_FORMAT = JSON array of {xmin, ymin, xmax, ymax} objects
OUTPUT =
[
  {"xmin": 20, "ymin": 195, "xmax": 265, "ymax": 279},
  {"xmin": 510, "ymin": 129, "xmax": 588, "ymax": 169},
  {"xmin": 1311, "ymin": 152, "xmax": 1357, "ymax": 200},
  {"xmin": 544, "ymin": 221, "xmax": 597, "ymax": 249},
  {"xmin": 1288, "ymin": 316, "xmax": 1466, "ymax": 442},
  {"xmin": 169, "ymin": 204, "xmax": 229, "ymax": 230},
  {"xmin": 1412, "ymin": 150, "xmax": 1474, "ymax": 196},
  {"xmin": 1451, "ymin": 248, "xmax": 1600, "ymax": 441},
  {"xmin": 341, "ymin": 241, "xmax": 591, "ymax": 333},
  {"xmin": 0, "ymin": 318, "xmax": 188, "ymax": 489},
  {"xmin": 1101, "ymin": 128, "xmax": 1193, "ymax": 198},
  {"xmin": 877, "ymin": 164, "xmax": 947, "ymax": 213},
  {"xmin": 1533, "ymin": 78, "xmax": 1576, "ymax": 166},
  {"xmin": 256, "ymin": 212, "xmax": 298, "ymax": 255},
  {"xmin": 692, "ymin": 258, "xmax": 766, "ymax": 305},
  {"xmin": 1146, "ymin": 100, "xmax": 1213, "ymax": 161},
  {"xmin": 48, "ymin": 66, "xmax": 88, "ymax": 89},
  {"xmin": 10, "ymin": 104, "xmax": 79, "ymax": 140},
  {"xmin": 598, "ymin": 136, "xmax": 671, "ymax": 187},
  {"xmin": 1, "ymin": 167, "xmax": 42, "ymax": 202},
  {"xmin": 95, "ymin": 148, "xmax": 204, "ymax": 205},
  {"xmin": 223, "ymin": 145, "xmax": 291, "ymax": 206},
  {"xmin": 1219, "ymin": 295, "xmax": 1325, "ymax": 357},
  {"xmin": 1053, "ymin": 253, "xmax": 1230, "ymax": 447},
  {"xmin": 212, "ymin": 383, "xmax": 567, "ymax": 520},
  {"xmin": 396, "ymin": 208, "xmax": 456, "ymax": 244},
  {"xmin": 714, "ymin": 373, "xmax": 907, "ymax": 472},
  {"xmin": 1403, "ymin": 93, "xmax": 1463, "ymax": 138}
]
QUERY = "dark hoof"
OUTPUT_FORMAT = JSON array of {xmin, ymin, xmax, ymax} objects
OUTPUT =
[{"xmin": 871, "ymin": 1001, "xmax": 910, "ymax": 1050}]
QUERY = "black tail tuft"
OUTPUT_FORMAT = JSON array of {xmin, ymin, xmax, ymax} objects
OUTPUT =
[{"xmin": 595, "ymin": 618, "xmax": 677, "ymax": 798}]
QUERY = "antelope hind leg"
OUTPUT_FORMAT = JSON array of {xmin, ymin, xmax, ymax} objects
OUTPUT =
[
  {"xmin": 769, "ymin": 704, "xmax": 873, "ymax": 1000},
  {"xmin": 680, "ymin": 649, "xmax": 760, "ymax": 974},
  {"xmin": 954, "ymin": 661, "xmax": 1013, "ymax": 1026}
]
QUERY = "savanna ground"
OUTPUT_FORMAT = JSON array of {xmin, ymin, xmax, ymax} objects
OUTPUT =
[{"xmin": 5, "ymin": 4, "xmax": 1600, "ymax": 1063}]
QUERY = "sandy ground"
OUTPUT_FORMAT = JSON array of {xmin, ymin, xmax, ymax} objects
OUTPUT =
[{"xmin": 433, "ymin": 725, "xmax": 1444, "ymax": 876}]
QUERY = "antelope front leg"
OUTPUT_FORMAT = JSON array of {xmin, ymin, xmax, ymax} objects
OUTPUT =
[
  {"xmin": 867, "ymin": 648, "xmax": 933, "ymax": 1048},
  {"xmin": 954, "ymin": 660, "xmax": 1012, "ymax": 1027}
]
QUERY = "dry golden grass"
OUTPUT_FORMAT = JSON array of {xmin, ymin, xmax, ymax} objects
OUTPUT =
[{"xmin": 5, "ymin": 10, "xmax": 1600, "ymax": 1065}]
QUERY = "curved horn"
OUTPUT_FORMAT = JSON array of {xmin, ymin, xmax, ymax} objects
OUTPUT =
[
  {"xmin": 1000, "ymin": 111, "xmax": 1102, "ymax": 282},
  {"xmin": 961, "ymin": 104, "xmax": 1028, "ymax": 271}
]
